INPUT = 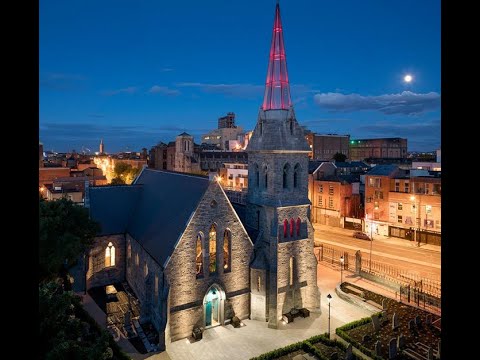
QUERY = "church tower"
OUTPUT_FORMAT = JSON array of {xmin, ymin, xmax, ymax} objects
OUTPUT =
[
  {"xmin": 99, "ymin": 138, "xmax": 105, "ymax": 154},
  {"xmin": 247, "ymin": 2, "xmax": 320, "ymax": 329}
]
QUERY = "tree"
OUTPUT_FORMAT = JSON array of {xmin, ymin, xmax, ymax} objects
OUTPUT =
[
  {"xmin": 114, "ymin": 162, "xmax": 132, "ymax": 178},
  {"xmin": 333, "ymin": 152, "xmax": 347, "ymax": 162},
  {"xmin": 110, "ymin": 177, "xmax": 125, "ymax": 185},
  {"xmin": 39, "ymin": 198, "xmax": 100, "ymax": 281},
  {"xmin": 39, "ymin": 281, "xmax": 113, "ymax": 359}
]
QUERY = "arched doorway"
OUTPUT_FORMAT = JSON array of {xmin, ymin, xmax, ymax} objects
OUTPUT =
[{"xmin": 203, "ymin": 284, "xmax": 225, "ymax": 328}]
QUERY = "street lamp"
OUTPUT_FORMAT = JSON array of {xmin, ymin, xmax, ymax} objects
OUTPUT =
[
  {"xmin": 410, "ymin": 195, "xmax": 419, "ymax": 247},
  {"xmin": 327, "ymin": 293, "xmax": 332, "ymax": 339},
  {"xmin": 340, "ymin": 255, "xmax": 344, "ymax": 284}
]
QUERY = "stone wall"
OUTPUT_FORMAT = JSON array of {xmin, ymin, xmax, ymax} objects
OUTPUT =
[
  {"xmin": 87, "ymin": 234, "xmax": 125, "ymax": 289},
  {"xmin": 126, "ymin": 234, "xmax": 166, "ymax": 331},
  {"xmin": 165, "ymin": 181, "xmax": 253, "ymax": 342}
]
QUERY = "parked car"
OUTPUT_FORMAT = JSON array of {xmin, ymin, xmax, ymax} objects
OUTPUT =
[{"xmin": 353, "ymin": 231, "xmax": 371, "ymax": 240}]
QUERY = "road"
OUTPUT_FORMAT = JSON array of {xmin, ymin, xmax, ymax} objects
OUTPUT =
[{"xmin": 313, "ymin": 224, "xmax": 441, "ymax": 282}]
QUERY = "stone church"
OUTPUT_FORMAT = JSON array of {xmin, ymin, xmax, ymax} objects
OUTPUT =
[{"xmin": 82, "ymin": 2, "xmax": 320, "ymax": 349}]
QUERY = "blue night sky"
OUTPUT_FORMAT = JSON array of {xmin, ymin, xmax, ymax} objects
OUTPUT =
[{"xmin": 40, "ymin": 0, "xmax": 440, "ymax": 153}]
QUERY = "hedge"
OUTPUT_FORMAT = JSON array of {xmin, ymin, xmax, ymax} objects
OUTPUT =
[
  {"xmin": 335, "ymin": 315, "xmax": 385, "ymax": 360},
  {"xmin": 250, "ymin": 333, "xmax": 354, "ymax": 360}
]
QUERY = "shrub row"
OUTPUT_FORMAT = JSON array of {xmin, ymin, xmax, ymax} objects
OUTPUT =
[
  {"xmin": 335, "ymin": 316, "xmax": 384, "ymax": 360},
  {"xmin": 250, "ymin": 333, "xmax": 350, "ymax": 360}
]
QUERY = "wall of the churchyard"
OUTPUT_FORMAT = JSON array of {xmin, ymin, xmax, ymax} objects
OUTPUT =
[
  {"xmin": 86, "ymin": 234, "xmax": 125, "ymax": 289},
  {"xmin": 165, "ymin": 182, "xmax": 253, "ymax": 342}
]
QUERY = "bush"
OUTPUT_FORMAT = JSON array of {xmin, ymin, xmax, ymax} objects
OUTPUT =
[
  {"xmin": 250, "ymin": 340, "xmax": 305, "ymax": 360},
  {"xmin": 335, "ymin": 328, "xmax": 384, "ymax": 360}
]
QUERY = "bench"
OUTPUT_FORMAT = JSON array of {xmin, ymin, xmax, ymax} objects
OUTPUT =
[
  {"xmin": 344, "ymin": 285, "xmax": 365, "ymax": 298},
  {"xmin": 365, "ymin": 299, "xmax": 383, "ymax": 310},
  {"xmin": 299, "ymin": 308, "xmax": 310, "ymax": 318}
]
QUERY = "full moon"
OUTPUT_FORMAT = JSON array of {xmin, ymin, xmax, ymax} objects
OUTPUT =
[{"xmin": 404, "ymin": 74, "xmax": 413, "ymax": 83}]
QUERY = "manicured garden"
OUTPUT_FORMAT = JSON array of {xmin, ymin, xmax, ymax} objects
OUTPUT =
[
  {"xmin": 337, "ymin": 282, "xmax": 441, "ymax": 359},
  {"xmin": 250, "ymin": 334, "xmax": 358, "ymax": 360}
]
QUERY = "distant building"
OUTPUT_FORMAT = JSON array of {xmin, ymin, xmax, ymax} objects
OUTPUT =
[
  {"xmin": 364, "ymin": 165, "xmax": 440, "ymax": 245},
  {"xmin": 39, "ymin": 141, "xmax": 44, "ymax": 168},
  {"xmin": 99, "ymin": 139, "xmax": 105, "ymax": 154},
  {"xmin": 305, "ymin": 133, "xmax": 350, "ymax": 160},
  {"xmin": 201, "ymin": 126, "xmax": 245, "ymax": 151},
  {"xmin": 218, "ymin": 163, "xmax": 248, "ymax": 191},
  {"xmin": 174, "ymin": 132, "xmax": 201, "ymax": 173},
  {"xmin": 349, "ymin": 137, "xmax": 407, "ymax": 161},
  {"xmin": 218, "ymin": 112, "xmax": 236, "ymax": 129}
]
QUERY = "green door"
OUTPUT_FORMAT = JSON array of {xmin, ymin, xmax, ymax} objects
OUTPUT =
[{"xmin": 205, "ymin": 301, "xmax": 212, "ymax": 326}]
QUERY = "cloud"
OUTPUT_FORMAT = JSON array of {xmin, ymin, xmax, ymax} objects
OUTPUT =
[
  {"xmin": 101, "ymin": 86, "xmax": 139, "ymax": 96},
  {"xmin": 40, "ymin": 73, "xmax": 86, "ymax": 91},
  {"xmin": 356, "ymin": 119, "xmax": 440, "ymax": 138},
  {"xmin": 314, "ymin": 91, "xmax": 440, "ymax": 115},
  {"xmin": 148, "ymin": 85, "xmax": 181, "ymax": 96},
  {"xmin": 176, "ymin": 82, "xmax": 264, "ymax": 98}
]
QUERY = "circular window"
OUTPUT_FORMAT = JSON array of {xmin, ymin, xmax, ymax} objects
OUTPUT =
[{"xmin": 210, "ymin": 200, "xmax": 217, "ymax": 208}]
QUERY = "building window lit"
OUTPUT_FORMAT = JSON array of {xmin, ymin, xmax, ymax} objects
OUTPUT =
[
  {"xmin": 328, "ymin": 197, "xmax": 334, "ymax": 209},
  {"xmin": 257, "ymin": 275, "xmax": 261, "ymax": 292},
  {"xmin": 397, "ymin": 215, "xmax": 403, "ymax": 223},
  {"xmin": 144, "ymin": 262, "xmax": 148, "ymax": 277},
  {"xmin": 223, "ymin": 229, "xmax": 231, "ymax": 273},
  {"xmin": 318, "ymin": 196, "xmax": 323, "ymax": 207},
  {"xmin": 329, "ymin": 185, "xmax": 334, "ymax": 195},
  {"xmin": 127, "ymin": 242, "xmax": 131, "ymax": 259},
  {"xmin": 398, "ymin": 203, "xmax": 403, "ymax": 211},
  {"xmin": 209, "ymin": 224, "xmax": 217, "ymax": 274},
  {"xmin": 105, "ymin": 242, "xmax": 115, "ymax": 267},
  {"xmin": 135, "ymin": 253, "xmax": 139, "ymax": 266},
  {"xmin": 196, "ymin": 233, "xmax": 204, "ymax": 278}
]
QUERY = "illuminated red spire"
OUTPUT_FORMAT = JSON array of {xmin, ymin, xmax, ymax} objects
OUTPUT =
[{"xmin": 262, "ymin": 2, "xmax": 291, "ymax": 111}]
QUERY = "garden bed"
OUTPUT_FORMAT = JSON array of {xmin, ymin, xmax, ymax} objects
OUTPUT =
[{"xmin": 337, "ymin": 282, "xmax": 441, "ymax": 359}]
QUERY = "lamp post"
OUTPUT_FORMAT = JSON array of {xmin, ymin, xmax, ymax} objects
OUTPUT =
[
  {"xmin": 410, "ymin": 195, "xmax": 418, "ymax": 246},
  {"xmin": 327, "ymin": 294, "xmax": 332, "ymax": 339},
  {"xmin": 366, "ymin": 214, "xmax": 373, "ymax": 271},
  {"xmin": 340, "ymin": 255, "xmax": 344, "ymax": 284}
]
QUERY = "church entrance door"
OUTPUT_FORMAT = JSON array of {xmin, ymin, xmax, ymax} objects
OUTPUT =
[{"xmin": 203, "ymin": 284, "xmax": 224, "ymax": 328}]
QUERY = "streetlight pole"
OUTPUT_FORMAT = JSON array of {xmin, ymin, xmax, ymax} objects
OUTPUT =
[
  {"xmin": 366, "ymin": 214, "xmax": 373, "ymax": 272},
  {"xmin": 327, "ymin": 294, "xmax": 332, "ymax": 339},
  {"xmin": 410, "ymin": 195, "xmax": 418, "ymax": 246},
  {"xmin": 340, "ymin": 255, "xmax": 344, "ymax": 284}
]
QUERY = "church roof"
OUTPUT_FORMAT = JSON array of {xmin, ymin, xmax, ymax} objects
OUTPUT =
[
  {"xmin": 89, "ymin": 169, "xmax": 210, "ymax": 267},
  {"xmin": 89, "ymin": 185, "xmax": 143, "ymax": 235},
  {"xmin": 127, "ymin": 169, "xmax": 209, "ymax": 266}
]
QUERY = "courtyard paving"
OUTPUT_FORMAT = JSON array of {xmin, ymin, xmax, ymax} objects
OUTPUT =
[{"xmin": 136, "ymin": 263, "xmax": 375, "ymax": 360}]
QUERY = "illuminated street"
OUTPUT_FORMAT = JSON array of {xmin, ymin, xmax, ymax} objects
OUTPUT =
[{"xmin": 313, "ymin": 223, "xmax": 440, "ymax": 281}]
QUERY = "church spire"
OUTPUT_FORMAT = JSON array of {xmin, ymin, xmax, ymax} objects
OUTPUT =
[{"xmin": 262, "ymin": 2, "xmax": 291, "ymax": 111}]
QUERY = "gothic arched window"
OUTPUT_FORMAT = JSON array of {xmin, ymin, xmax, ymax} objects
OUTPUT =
[
  {"xmin": 254, "ymin": 164, "xmax": 260, "ymax": 188},
  {"xmin": 290, "ymin": 218, "xmax": 295, "ymax": 237},
  {"xmin": 296, "ymin": 217, "xmax": 301, "ymax": 236},
  {"xmin": 283, "ymin": 163, "xmax": 290, "ymax": 189},
  {"xmin": 196, "ymin": 233, "xmax": 204, "ymax": 278},
  {"xmin": 223, "ymin": 229, "xmax": 231, "ymax": 273},
  {"xmin": 294, "ymin": 163, "xmax": 301, "ymax": 188},
  {"xmin": 264, "ymin": 165, "xmax": 268, "ymax": 189},
  {"xmin": 284, "ymin": 219, "xmax": 288, "ymax": 238},
  {"xmin": 209, "ymin": 224, "xmax": 217, "ymax": 274},
  {"xmin": 105, "ymin": 242, "xmax": 115, "ymax": 267}
]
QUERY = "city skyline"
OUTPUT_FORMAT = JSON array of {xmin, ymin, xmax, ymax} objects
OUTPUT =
[{"xmin": 40, "ymin": 0, "xmax": 440, "ymax": 153}]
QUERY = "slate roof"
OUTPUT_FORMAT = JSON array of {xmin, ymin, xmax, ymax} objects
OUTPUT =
[
  {"xmin": 127, "ymin": 169, "xmax": 209, "ymax": 266},
  {"xmin": 89, "ymin": 185, "xmax": 143, "ymax": 236},
  {"xmin": 366, "ymin": 164, "xmax": 399, "ymax": 176},
  {"xmin": 88, "ymin": 169, "xmax": 210, "ymax": 266},
  {"xmin": 308, "ymin": 160, "xmax": 326, "ymax": 174}
]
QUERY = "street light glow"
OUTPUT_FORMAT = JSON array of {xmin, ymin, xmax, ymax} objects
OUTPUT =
[{"xmin": 410, "ymin": 195, "xmax": 416, "ymax": 201}]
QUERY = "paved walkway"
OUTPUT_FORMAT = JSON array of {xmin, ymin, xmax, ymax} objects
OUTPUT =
[{"xmin": 151, "ymin": 263, "xmax": 373, "ymax": 360}]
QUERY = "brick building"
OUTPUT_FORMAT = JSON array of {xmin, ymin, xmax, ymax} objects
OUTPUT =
[
  {"xmin": 349, "ymin": 137, "xmax": 407, "ymax": 161},
  {"xmin": 305, "ymin": 133, "xmax": 350, "ymax": 160}
]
